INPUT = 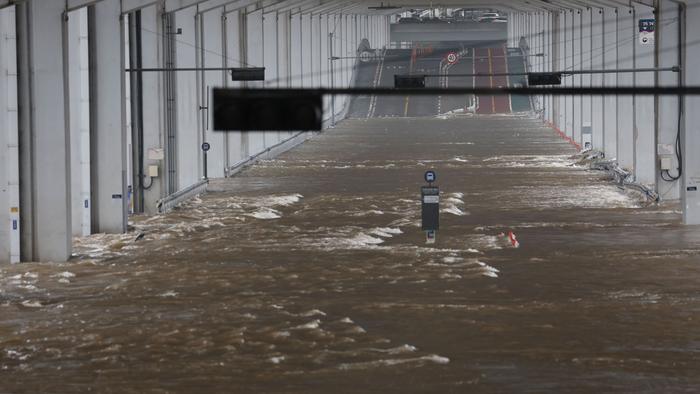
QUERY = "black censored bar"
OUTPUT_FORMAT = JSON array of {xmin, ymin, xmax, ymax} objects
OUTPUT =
[{"xmin": 213, "ymin": 88, "xmax": 323, "ymax": 131}]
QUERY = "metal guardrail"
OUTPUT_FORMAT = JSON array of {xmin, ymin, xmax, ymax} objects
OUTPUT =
[
  {"xmin": 156, "ymin": 179, "xmax": 209, "ymax": 213},
  {"xmin": 225, "ymin": 131, "xmax": 313, "ymax": 177}
]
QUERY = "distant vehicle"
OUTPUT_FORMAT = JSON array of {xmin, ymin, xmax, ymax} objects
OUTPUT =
[
  {"xmin": 421, "ymin": 17, "xmax": 447, "ymax": 23},
  {"xmin": 478, "ymin": 12, "xmax": 501, "ymax": 22},
  {"xmin": 493, "ymin": 17, "xmax": 508, "ymax": 23}
]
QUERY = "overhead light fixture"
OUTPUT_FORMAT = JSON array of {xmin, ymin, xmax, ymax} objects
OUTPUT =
[{"xmin": 368, "ymin": 2, "xmax": 401, "ymax": 10}]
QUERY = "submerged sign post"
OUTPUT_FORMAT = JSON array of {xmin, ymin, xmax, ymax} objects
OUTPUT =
[{"xmin": 422, "ymin": 171, "xmax": 439, "ymax": 244}]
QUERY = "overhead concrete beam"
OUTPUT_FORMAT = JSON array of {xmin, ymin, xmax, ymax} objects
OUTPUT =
[{"xmin": 121, "ymin": 0, "xmax": 162, "ymax": 13}]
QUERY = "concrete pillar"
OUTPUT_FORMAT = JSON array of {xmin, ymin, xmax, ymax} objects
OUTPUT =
[
  {"xmin": 245, "ymin": 8, "xmax": 265, "ymax": 153},
  {"xmin": 580, "ymin": 8, "xmax": 592, "ymax": 149},
  {"xmin": 682, "ymin": 2, "xmax": 700, "ymax": 224},
  {"xmin": 312, "ymin": 14, "xmax": 321, "ymax": 87},
  {"xmin": 564, "ymin": 11, "xmax": 574, "ymax": 137},
  {"xmin": 262, "ymin": 10, "xmax": 279, "ymax": 146},
  {"xmin": 201, "ymin": 8, "xmax": 226, "ymax": 178},
  {"xmin": 557, "ymin": 11, "xmax": 566, "ymax": 131},
  {"xmin": 634, "ymin": 4, "xmax": 656, "ymax": 186},
  {"xmin": 290, "ymin": 12, "xmax": 302, "ymax": 88},
  {"xmin": 0, "ymin": 6, "xmax": 20, "ymax": 263},
  {"xmin": 602, "ymin": 7, "xmax": 618, "ymax": 158},
  {"xmin": 140, "ymin": 5, "xmax": 166, "ymax": 212},
  {"xmin": 573, "ymin": 10, "xmax": 582, "ymax": 144},
  {"xmin": 16, "ymin": 0, "xmax": 72, "ymax": 262},
  {"xmin": 591, "ymin": 8, "xmax": 604, "ymax": 151},
  {"xmin": 68, "ymin": 8, "xmax": 91, "ymax": 236},
  {"xmin": 223, "ymin": 8, "xmax": 244, "ymax": 168},
  {"xmin": 320, "ymin": 13, "xmax": 330, "ymax": 116},
  {"xmin": 88, "ymin": 1, "xmax": 128, "ymax": 234},
  {"xmin": 545, "ymin": 12, "xmax": 554, "ymax": 123},
  {"xmin": 301, "ymin": 13, "xmax": 313, "ymax": 88},
  {"xmin": 656, "ymin": 0, "xmax": 681, "ymax": 200},
  {"xmin": 263, "ymin": 10, "xmax": 278, "ymax": 87},
  {"xmin": 175, "ymin": 7, "xmax": 203, "ymax": 187},
  {"xmin": 616, "ymin": 7, "xmax": 634, "ymax": 171},
  {"xmin": 278, "ymin": 11, "xmax": 291, "ymax": 88}
]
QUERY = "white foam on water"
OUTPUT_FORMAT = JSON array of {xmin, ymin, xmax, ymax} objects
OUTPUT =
[
  {"xmin": 300, "ymin": 309, "xmax": 327, "ymax": 317},
  {"xmin": 293, "ymin": 319, "xmax": 321, "ymax": 330},
  {"xmin": 340, "ymin": 317, "xmax": 354, "ymax": 324},
  {"xmin": 345, "ymin": 233, "xmax": 386, "ymax": 247},
  {"xmin": 444, "ymin": 205, "xmax": 466, "ymax": 216},
  {"xmin": 265, "ymin": 194, "xmax": 304, "ymax": 207},
  {"xmin": 351, "ymin": 210, "xmax": 385, "ymax": 217},
  {"xmin": 348, "ymin": 326, "xmax": 367, "ymax": 334},
  {"xmin": 440, "ymin": 273, "xmax": 463, "ymax": 280},
  {"xmin": 55, "ymin": 272, "xmax": 75, "ymax": 279},
  {"xmin": 452, "ymin": 157, "xmax": 469, "ymax": 163},
  {"xmin": 159, "ymin": 290, "xmax": 178, "ymax": 298},
  {"xmin": 482, "ymin": 155, "xmax": 574, "ymax": 169},
  {"xmin": 21, "ymin": 300, "xmax": 43, "ymax": 308},
  {"xmin": 248, "ymin": 208, "xmax": 282, "ymax": 220},
  {"xmin": 442, "ymin": 256, "xmax": 463, "ymax": 263},
  {"xmin": 514, "ymin": 185, "xmax": 640, "ymax": 209},
  {"xmin": 370, "ymin": 227, "xmax": 403, "ymax": 238},
  {"xmin": 476, "ymin": 262, "xmax": 500, "ymax": 278},
  {"xmin": 466, "ymin": 248, "xmax": 480, "ymax": 253},
  {"xmin": 369, "ymin": 344, "xmax": 418, "ymax": 354},
  {"xmin": 338, "ymin": 354, "xmax": 449, "ymax": 370},
  {"xmin": 269, "ymin": 356, "xmax": 286, "ymax": 364}
]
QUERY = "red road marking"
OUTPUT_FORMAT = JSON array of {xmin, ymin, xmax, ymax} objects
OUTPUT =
[{"xmin": 491, "ymin": 47, "xmax": 511, "ymax": 114}]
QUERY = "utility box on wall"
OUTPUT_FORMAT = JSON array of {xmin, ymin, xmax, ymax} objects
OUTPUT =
[{"xmin": 582, "ymin": 123, "xmax": 592, "ymax": 150}]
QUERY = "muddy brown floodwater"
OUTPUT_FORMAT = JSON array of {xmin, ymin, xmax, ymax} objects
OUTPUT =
[{"xmin": 2, "ymin": 115, "xmax": 700, "ymax": 393}]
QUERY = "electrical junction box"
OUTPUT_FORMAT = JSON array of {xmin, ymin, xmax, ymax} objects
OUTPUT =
[
  {"xmin": 582, "ymin": 123, "xmax": 592, "ymax": 150},
  {"xmin": 148, "ymin": 165, "xmax": 160, "ymax": 178},
  {"xmin": 657, "ymin": 144, "xmax": 674, "ymax": 156},
  {"xmin": 421, "ymin": 186, "xmax": 440, "ymax": 231},
  {"xmin": 148, "ymin": 148, "xmax": 165, "ymax": 161},
  {"xmin": 660, "ymin": 157, "xmax": 673, "ymax": 171}
]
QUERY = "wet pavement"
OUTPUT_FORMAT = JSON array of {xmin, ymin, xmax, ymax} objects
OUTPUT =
[
  {"xmin": 348, "ymin": 43, "xmax": 529, "ymax": 119},
  {"xmin": 2, "ymin": 115, "xmax": 700, "ymax": 393}
]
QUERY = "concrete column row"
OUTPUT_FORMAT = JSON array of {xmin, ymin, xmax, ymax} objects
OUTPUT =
[
  {"xmin": 0, "ymin": 6, "xmax": 19, "ymax": 263},
  {"xmin": 0, "ymin": 0, "xmax": 391, "ymax": 263},
  {"xmin": 512, "ymin": 0, "xmax": 698, "ymax": 224}
]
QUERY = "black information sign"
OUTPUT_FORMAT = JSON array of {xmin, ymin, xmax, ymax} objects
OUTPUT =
[{"xmin": 421, "ymin": 186, "xmax": 440, "ymax": 231}]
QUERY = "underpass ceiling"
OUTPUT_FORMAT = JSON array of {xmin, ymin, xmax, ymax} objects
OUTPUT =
[{"xmin": 0, "ymin": 0, "xmax": 659, "ymax": 13}]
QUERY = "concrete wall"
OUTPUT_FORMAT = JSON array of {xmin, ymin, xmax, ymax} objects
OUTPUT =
[
  {"xmin": 0, "ymin": 0, "xmax": 392, "ymax": 263},
  {"xmin": 0, "ymin": 6, "xmax": 19, "ymax": 263},
  {"xmin": 513, "ymin": 1, "xmax": 690, "ymax": 208}
]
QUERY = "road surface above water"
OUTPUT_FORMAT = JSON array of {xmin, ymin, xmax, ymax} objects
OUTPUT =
[{"xmin": 1, "ymin": 116, "xmax": 700, "ymax": 393}]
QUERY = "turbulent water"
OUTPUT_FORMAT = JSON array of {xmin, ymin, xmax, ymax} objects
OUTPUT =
[{"xmin": 2, "ymin": 116, "xmax": 700, "ymax": 393}]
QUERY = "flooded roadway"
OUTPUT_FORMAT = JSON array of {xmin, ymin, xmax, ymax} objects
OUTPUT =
[{"xmin": 2, "ymin": 115, "xmax": 700, "ymax": 392}]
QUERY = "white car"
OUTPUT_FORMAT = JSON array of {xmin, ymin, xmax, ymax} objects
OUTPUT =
[{"xmin": 478, "ymin": 12, "xmax": 500, "ymax": 22}]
